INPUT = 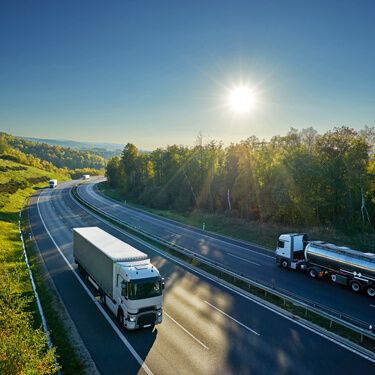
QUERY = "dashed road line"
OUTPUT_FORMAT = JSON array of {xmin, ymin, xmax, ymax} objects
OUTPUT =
[
  {"xmin": 226, "ymin": 252, "xmax": 260, "ymax": 266},
  {"xmin": 164, "ymin": 312, "xmax": 209, "ymax": 350},
  {"xmin": 204, "ymin": 300, "xmax": 260, "ymax": 336}
]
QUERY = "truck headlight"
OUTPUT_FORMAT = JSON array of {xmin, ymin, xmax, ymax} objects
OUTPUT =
[
  {"xmin": 128, "ymin": 315, "xmax": 136, "ymax": 322},
  {"xmin": 157, "ymin": 310, "xmax": 162, "ymax": 317}
]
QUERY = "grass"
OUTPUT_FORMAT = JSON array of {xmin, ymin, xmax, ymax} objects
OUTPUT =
[
  {"xmin": 0, "ymin": 159, "xmax": 86, "ymax": 374},
  {"xmin": 98, "ymin": 182, "xmax": 375, "ymax": 252},
  {"xmin": 73, "ymin": 187, "xmax": 375, "ymax": 353}
]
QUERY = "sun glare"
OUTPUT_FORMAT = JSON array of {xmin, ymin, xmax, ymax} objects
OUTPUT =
[{"xmin": 227, "ymin": 85, "xmax": 256, "ymax": 114}]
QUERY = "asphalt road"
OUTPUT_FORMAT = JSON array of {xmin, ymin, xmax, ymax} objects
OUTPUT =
[
  {"xmin": 77, "ymin": 181, "xmax": 375, "ymax": 326},
  {"xmin": 29, "ymin": 181, "xmax": 375, "ymax": 374}
]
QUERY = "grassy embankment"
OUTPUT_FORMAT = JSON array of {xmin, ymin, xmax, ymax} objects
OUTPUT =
[
  {"xmin": 0, "ymin": 159, "xmax": 84, "ymax": 374},
  {"xmin": 98, "ymin": 182, "xmax": 375, "ymax": 252}
]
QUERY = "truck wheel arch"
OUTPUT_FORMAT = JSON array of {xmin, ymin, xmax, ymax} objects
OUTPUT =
[
  {"xmin": 350, "ymin": 280, "xmax": 362, "ymax": 293},
  {"xmin": 366, "ymin": 286, "xmax": 375, "ymax": 297}
]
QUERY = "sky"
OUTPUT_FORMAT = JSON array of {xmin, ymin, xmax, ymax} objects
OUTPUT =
[{"xmin": 1, "ymin": 0, "xmax": 375, "ymax": 149}]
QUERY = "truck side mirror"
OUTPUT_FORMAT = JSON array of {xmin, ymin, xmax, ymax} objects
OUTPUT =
[
  {"xmin": 161, "ymin": 278, "xmax": 165, "ymax": 290},
  {"xmin": 121, "ymin": 281, "xmax": 128, "ymax": 299}
]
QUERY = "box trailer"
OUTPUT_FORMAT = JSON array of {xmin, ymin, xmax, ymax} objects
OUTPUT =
[{"xmin": 73, "ymin": 227, "xmax": 164, "ymax": 329}]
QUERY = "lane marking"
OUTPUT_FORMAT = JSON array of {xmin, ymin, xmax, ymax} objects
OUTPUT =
[
  {"xmin": 36, "ymin": 191, "xmax": 154, "ymax": 375},
  {"xmin": 370, "ymin": 305, "xmax": 375, "ymax": 308},
  {"xmin": 226, "ymin": 252, "xmax": 260, "ymax": 266},
  {"xmin": 204, "ymin": 301, "xmax": 260, "ymax": 336},
  {"xmin": 70, "ymin": 188, "xmax": 375, "ymax": 364},
  {"xmin": 164, "ymin": 312, "xmax": 209, "ymax": 350}
]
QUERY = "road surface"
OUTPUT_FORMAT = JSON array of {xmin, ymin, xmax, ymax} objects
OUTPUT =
[
  {"xmin": 77, "ymin": 180, "xmax": 374, "ymax": 326},
  {"xmin": 28, "ymin": 181, "xmax": 375, "ymax": 374}
]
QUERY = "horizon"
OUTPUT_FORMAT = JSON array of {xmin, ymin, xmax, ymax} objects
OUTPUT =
[{"xmin": 1, "ymin": 1, "xmax": 375, "ymax": 149}]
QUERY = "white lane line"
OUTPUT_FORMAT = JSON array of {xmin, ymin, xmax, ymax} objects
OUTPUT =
[
  {"xmin": 70, "ymin": 189, "xmax": 375, "ymax": 364},
  {"xmin": 164, "ymin": 312, "xmax": 209, "ymax": 350},
  {"xmin": 36, "ymin": 191, "xmax": 154, "ymax": 375},
  {"xmin": 226, "ymin": 253, "xmax": 260, "ymax": 266},
  {"xmin": 370, "ymin": 305, "xmax": 375, "ymax": 308},
  {"xmin": 204, "ymin": 301, "xmax": 260, "ymax": 336}
]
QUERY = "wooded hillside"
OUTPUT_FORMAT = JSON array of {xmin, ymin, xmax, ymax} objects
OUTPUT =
[{"xmin": 106, "ymin": 127, "xmax": 375, "ymax": 233}]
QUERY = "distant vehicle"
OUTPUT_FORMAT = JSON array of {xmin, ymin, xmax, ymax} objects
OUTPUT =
[
  {"xmin": 73, "ymin": 227, "xmax": 164, "ymax": 329},
  {"xmin": 275, "ymin": 233, "xmax": 375, "ymax": 297},
  {"xmin": 82, "ymin": 174, "xmax": 90, "ymax": 180},
  {"xmin": 48, "ymin": 179, "xmax": 57, "ymax": 188}
]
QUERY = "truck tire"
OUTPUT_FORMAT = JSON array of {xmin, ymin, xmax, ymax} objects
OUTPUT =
[
  {"xmin": 117, "ymin": 309, "xmax": 124, "ymax": 327},
  {"xmin": 366, "ymin": 286, "xmax": 375, "ymax": 297},
  {"xmin": 308, "ymin": 268, "xmax": 318, "ymax": 279},
  {"xmin": 350, "ymin": 281, "xmax": 361, "ymax": 293},
  {"xmin": 281, "ymin": 260, "xmax": 289, "ymax": 268}
]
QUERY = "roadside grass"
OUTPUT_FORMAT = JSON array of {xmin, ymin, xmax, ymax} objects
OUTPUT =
[
  {"xmin": 98, "ymin": 182, "xmax": 375, "ymax": 252},
  {"xmin": 21, "ymin": 207, "xmax": 87, "ymax": 374},
  {"xmin": 75, "ymin": 186, "xmax": 375, "ymax": 354},
  {"xmin": 0, "ymin": 159, "xmax": 83, "ymax": 374}
]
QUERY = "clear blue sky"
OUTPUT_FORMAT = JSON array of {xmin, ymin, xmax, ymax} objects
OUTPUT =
[{"xmin": 1, "ymin": 0, "xmax": 374, "ymax": 149}]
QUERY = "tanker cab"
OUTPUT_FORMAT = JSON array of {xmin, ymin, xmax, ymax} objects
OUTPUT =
[{"xmin": 276, "ymin": 233, "xmax": 307, "ymax": 269}]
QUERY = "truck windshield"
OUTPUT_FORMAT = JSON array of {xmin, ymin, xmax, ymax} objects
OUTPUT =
[{"xmin": 128, "ymin": 277, "xmax": 162, "ymax": 300}]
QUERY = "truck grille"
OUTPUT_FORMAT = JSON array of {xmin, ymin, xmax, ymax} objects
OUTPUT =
[
  {"xmin": 138, "ymin": 313, "xmax": 155, "ymax": 327},
  {"xmin": 138, "ymin": 306, "xmax": 156, "ymax": 313}
]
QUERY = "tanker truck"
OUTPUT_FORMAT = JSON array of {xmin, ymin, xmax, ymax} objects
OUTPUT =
[
  {"xmin": 275, "ymin": 233, "xmax": 375, "ymax": 297},
  {"xmin": 73, "ymin": 227, "xmax": 164, "ymax": 329}
]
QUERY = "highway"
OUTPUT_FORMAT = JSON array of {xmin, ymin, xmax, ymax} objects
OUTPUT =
[
  {"xmin": 77, "ymin": 181, "xmax": 375, "ymax": 326},
  {"xmin": 28, "ymin": 181, "xmax": 375, "ymax": 374}
]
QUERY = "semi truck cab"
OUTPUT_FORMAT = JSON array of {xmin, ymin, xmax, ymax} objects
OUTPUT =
[
  {"xmin": 107, "ymin": 260, "xmax": 164, "ymax": 329},
  {"xmin": 275, "ymin": 233, "xmax": 307, "ymax": 269}
]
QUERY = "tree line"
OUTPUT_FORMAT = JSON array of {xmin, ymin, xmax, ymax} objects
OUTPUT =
[
  {"xmin": 106, "ymin": 127, "xmax": 375, "ymax": 232},
  {"xmin": 1, "ymin": 132, "xmax": 106, "ymax": 170}
]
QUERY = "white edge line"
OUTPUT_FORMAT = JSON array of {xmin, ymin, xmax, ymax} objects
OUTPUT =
[
  {"xmin": 370, "ymin": 305, "xmax": 375, "ymax": 308},
  {"xmin": 204, "ymin": 300, "xmax": 260, "ymax": 336},
  {"xmin": 70, "ymin": 188, "xmax": 375, "ymax": 364},
  {"xmin": 226, "ymin": 252, "xmax": 261, "ymax": 266},
  {"xmin": 164, "ymin": 312, "xmax": 209, "ymax": 350},
  {"xmin": 36, "ymin": 190, "xmax": 154, "ymax": 375}
]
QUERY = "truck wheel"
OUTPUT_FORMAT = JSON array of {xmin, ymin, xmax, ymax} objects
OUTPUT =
[
  {"xmin": 366, "ymin": 286, "xmax": 375, "ymax": 297},
  {"xmin": 350, "ymin": 281, "xmax": 361, "ymax": 293},
  {"xmin": 117, "ymin": 309, "xmax": 124, "ymax": 327},
  {"xmin": 281, "ymin": 260, "xmax": 288, "ymax": 268},
  {"xmin": 308, "ymin": 268, "xmax": 318, "ymax": 279}
]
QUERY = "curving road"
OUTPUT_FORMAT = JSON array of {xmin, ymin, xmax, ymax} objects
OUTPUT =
[
  {"xmin": 77, "ymin": 180, "xmax": 375, "ymax": 326},
  {"xmin": 28, "ymin": 181, "xmax": 375, "ymax": 374}
]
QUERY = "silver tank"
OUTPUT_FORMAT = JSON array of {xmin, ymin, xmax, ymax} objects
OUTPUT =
[{"xmin": 305, "ymin": 241, "xmax": 375, "ymax": 279}]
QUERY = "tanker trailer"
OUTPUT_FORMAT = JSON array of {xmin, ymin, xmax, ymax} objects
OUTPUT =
[{"xmin": 276, "ymin": 233, "xmax": 375, "ymax": 297}]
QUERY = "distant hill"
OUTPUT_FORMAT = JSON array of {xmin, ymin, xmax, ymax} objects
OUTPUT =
[
  {"xmin": 0, "ymin": 132, "xmax": 107, "ymax": 170},
  {"xmin": 22, "ymin": 136, "xmax": 123, "ymax": 152}
]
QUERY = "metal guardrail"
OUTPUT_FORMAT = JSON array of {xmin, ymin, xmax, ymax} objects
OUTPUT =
[{"xmin": 72, "ymin": 186, "xmax": 375, "ymax": 344}]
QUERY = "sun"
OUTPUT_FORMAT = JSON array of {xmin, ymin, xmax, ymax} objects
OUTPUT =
[{"xmin": 227, "ymin": 85, "xmax": 256, "ymax": 114}]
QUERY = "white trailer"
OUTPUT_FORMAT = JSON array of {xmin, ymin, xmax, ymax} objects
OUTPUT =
[
  {"xmin": 275, "ymin": 233, "xmax": 375, "ymax": 297},
  {"xmin": 73, "ymin": 227, "xmax": 164, "ymax": 329},
  {"xmin": 48, "ymin": 179, "xmax": 57, "ymax": 188}
]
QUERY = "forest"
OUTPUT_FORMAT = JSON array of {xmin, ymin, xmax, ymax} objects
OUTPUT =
[
  {"xmin": 0, "ymin": 132, "xmax": 106, "ymax": 170},
  {"xmin": 106, "ymin": 126, "xmax": 375, "ymax": 233}
]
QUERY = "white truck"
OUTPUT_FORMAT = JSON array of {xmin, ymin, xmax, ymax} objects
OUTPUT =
[
  {"xmin": 73, "ymin": 227, "xmax": 164, "ymax": 329},
  {"xmin": 275, "ymin": 233, "xmax": 375, "ymax": 297},
  {"xmin": 82, "ymin": 174, "xmax": 90, "ymax": 180},
  {"xmin": 48, "ymin": 179, "xmax": 57, "ymax": 188}
]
